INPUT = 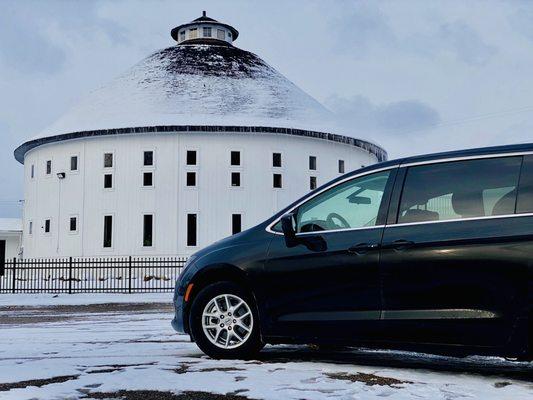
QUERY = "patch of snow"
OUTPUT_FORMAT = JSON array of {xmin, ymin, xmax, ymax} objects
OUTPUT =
[{"xmin": 0, "ymin": 293, "xmax": 172, "ymax": 306}]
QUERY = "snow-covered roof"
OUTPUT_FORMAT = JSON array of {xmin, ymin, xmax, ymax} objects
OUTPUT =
[
  {"xmin": 14, "ymin": 43, "xmax": 387, "ymax": 163},
  {"xmin": 0, "ymin": 218, "xmax": 22, "ymax": 233}
]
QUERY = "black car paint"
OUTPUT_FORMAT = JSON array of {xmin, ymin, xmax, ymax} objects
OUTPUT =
[{"xmin": 173, "ymin": 143, "xmax": 533, "ymax": 357}]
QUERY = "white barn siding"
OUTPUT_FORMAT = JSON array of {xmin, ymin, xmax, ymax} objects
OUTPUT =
[{"xmin": 22, "ymin": 131, "xmax": 377, "ymax": 258}]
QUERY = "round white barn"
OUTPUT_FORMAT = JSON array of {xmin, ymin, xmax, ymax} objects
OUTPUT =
[{"xmin": 15, "ymin": 12, "xmax": 387, "ymax": 258}]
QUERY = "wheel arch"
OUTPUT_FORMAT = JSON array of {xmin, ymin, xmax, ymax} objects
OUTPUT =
[{"xmin": 183, "ymin": 263, "xmax": 257, "ymax": 334}]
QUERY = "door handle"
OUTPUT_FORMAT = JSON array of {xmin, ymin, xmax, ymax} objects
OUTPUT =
[
  {"xmin": 348, "ymin": 242, "xmax": 379, "ymax": 254},
  {"xmin": 389, "ymin": 239, "xmax": 415, "ymax": 251}
]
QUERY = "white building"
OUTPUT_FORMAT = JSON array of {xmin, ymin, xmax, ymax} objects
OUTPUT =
[
  {"xmin": 14, "ymin": 12, "xmax": 387, "ymax": 258},
  {"xmin": 0, "ymin": 218, "xmax": 22, "ymax": 260}
]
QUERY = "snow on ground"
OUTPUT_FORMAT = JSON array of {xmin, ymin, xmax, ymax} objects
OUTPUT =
[
  {"xmin": 0, "ymin": 293, "xmax": 172, "ymax": 307},
  {"xmin": 0, "ymin": 295, "xmax": 531, "ymax": 400}
]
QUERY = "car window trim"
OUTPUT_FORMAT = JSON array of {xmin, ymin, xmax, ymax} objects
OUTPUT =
[{"xmin": 267, "ymin": 150, "xmax": 533, "ymax": 236}]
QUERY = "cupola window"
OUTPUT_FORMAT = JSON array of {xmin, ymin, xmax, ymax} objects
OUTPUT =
[
  {"xmin": 217, "ymin": 29, "xmax": 225, "ymax": 40},
  {"xmin": 189, "ymin": 28, "xmax": 198, "ymax": 39},
  {"xmin": 180, "ymin": 30, "xmax": 185, "ymax": 41},
  {"xmin": 203, "ymin": 27, "xmax": 212, "ymax": 37}
]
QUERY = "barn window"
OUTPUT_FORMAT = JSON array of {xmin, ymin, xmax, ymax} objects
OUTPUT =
[
  {"xmin": 144, "ymin": 151, "xmax": 154, "ymax": 166},
  {"xmin": 31, "ymin": 164, "xmax": 35, "ymax": 179},
  {"xmin": 29, "ymin": 221, "xmax": 33, "ymax": 235},
  {"xmin": 189, "ymin": 28, "xmax": 198, "ymax": 39},
  {"xmin": 310, "ymin": 176, "xmax": 317, "ymax": 190},
  {"xmin": 46, "ymin": 160, "xmax": 52, "ymax": 175},
  {"xmin": 338, "ymin": 160, "xmax": 345, "ymax": 174},
  {"xmin": 273, "ymin": 173, "xmax": 282, "ymax": 188},
  {"xmin": 231, "ymin": 151, "xmax": 241, "ymax": 166},
  {"xmin": 69, "ymin": 216, "xmax": 77, "ymax": 233},
  {"xmin": 232, "ymin": 214, "xmax": 242, "ymax": 235},
  {"xmin": 71, "ymin": 156, "xmax": 78, "ymax": 171},
  {"xmin": 104, "ymin": 174, "xmax": 113, "ymax": 189},
  {"xmin": 103, "ymin": 215, "xmax": 113, "ymax": 248},
  {"xmin": 143, "ymin": 214, "xmax": 153, "ymax": 247},
  {"xmin": 143, "ymin": 172, "xmax": 153, "ymax": 187},
  {"xmin": 187, "ymin": 214, "xmax": 197, "ymax": 246},
  {"xmin": 203, "ymin": 27, "xmax": 212, "ymax": 37},
  {"xmin": 186, "ymin": 150, "xmax": 197, "ymax": 165},
  {"xmin": 104, "ymin": 153, "xmax": 113, "ymax": 168},
  {"xmin": 273, "ymin": 153, "xmax": 282, "ymax": 167},
  {"xmin": 231, "ymin": 172, "xmax": 241, "ymax": 187},
  {"xmin": 309, "ymin": 156, "xmax": 317, "ymax": 170},
  {"xmin": 186, "ymin": 171, "xmax": 196, "ymax": 187},
  {"xmin": 44, "ymin": 219, "xmax": 51, "ymax": 234}
]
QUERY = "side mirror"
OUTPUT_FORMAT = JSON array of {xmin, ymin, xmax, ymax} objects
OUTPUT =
[{"xmin": 281, "ymin": 213, "xmax": 297, "ymax": 247}]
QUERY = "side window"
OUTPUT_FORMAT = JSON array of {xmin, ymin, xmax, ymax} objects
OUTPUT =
[
  {"xmin": 398, "ymin": 156, "xmax": 522, "ymax": 224},
  {"xmin": 295, "ymin": 170, "xmax": 391, "ymax": 233}
]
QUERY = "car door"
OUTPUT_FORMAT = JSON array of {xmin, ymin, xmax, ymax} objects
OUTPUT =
[
  {"xmin": 379, "ymin": 155, "xmax": 529, "ymax": 348},
  {"xmin": 262, "ymin": 168, "xmax": 397, "ymax": 342}
]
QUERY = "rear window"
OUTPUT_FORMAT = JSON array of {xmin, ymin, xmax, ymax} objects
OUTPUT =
[{"xmin": 398, "ymin": 156, "xmax": 522, "ymax": 224}]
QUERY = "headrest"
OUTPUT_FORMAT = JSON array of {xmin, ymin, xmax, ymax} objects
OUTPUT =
[
  {"xmin": 400, "ymin": 209, "xmax": 440, "ymax": 223},
  {"xmin": 451, "ymin": 191, "xmax": 484, "ymax": 218},
  {"xmin": 491, "ymin": 189, "xmax": 516, "ymax": 216}
]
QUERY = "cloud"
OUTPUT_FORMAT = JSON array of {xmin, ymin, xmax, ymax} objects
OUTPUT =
[
  {"xmin": 0, "ymin": 5, "xmax": 66, "ymax": 75},
  {"xmin": 407, "ymin": 21, "xmax": 497, "ymax": 66},
  {"xmin": 326, "ymin": 95, "xmax": 441, "ymax": 134}
]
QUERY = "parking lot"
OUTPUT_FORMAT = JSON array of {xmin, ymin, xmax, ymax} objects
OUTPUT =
[{"xmin": 0, "ymin": 294, "xmax": 531, "ymax": 400}]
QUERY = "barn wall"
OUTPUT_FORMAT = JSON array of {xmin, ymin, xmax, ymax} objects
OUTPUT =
[{"xmin": 22, "ymin": 131, "xmax": 378, "ymax": 258}]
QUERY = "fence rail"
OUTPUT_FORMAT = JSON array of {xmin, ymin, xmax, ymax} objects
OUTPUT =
[{"xmin": 0, "ymin": 257, "xmax": 187, "ymax": 293}]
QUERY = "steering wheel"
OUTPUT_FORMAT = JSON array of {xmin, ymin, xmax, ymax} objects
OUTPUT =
[{"xmin": 326, "ymin": 213, "xmax": 350, "ymax": 229}]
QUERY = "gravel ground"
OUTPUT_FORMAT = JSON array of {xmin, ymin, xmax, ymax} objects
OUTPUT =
[{"xmin": 0, "ymin": 298, "xmax": 531, "ymax": 400}]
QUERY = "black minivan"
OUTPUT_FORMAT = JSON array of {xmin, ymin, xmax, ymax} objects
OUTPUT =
[{"xmin": 172, "ymin": 144, "xmax": 533, "ymax": 360}]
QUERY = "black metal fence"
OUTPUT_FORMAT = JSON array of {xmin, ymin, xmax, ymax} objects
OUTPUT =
[{"xmin": 0, "ymin": 257, "xmax": 187, "ymax": 293}]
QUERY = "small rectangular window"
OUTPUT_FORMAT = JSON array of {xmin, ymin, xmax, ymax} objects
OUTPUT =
[
  {"xmin": 104, "ymin": 173, "xmax": 113, "ymax": 189},
  {"xmin": 143, "ymin": 172, "xmax": 153, "ymax": 187},
  {"xmin": 203, "ymin": 27, "xmax": 212, "ymax": 37},
  {"xmin": 309, "ymin": 156, "xmax": 317, "ymax": 170},
  {"xmin": 29, "ymin": 221, "xmax": 33, "ymax": 235},
  {"xmin": 69, "ymin": 217, "xmax": 77, "ymax": 232},
  {"xmin": 231, "ymin": 151, "xmax": 241, "ymax": 166},
  {"xmin": 231, "ymin": 172, "xmax": 241, "ymax": 187},
  {"xmin": 273, "ymin": 153, "xmax": 282, "ymax": 167},
  {"xmin": 46, "ymin": 160, "xmax": 52, "ymax": 175},
  {"xmin": 189, "ymin": 28, "xmax": 198, "ymax": 39},
  {"xmin": 232, "ymin": 214, "xmax": 242, "ymax": 235},
  {"xmin": 339, "ymin": 160, "xmax": 345, "ymax": 174},
  {"xmin": 143, "ymin": 214, "xmax": 153, "ymax": 247},
  {"xmin": 273, "ymin": 173, "xmax": 282, "ymax": 188},
  {"xmin": 70, "ymin": 156, "xmax": 78, "ymax": 171},
  {"xmin": 31, "ymin": 164, "xmax": 35, "ymax": 179},
  {"xmin": 144, "ymin": 151, "xmax": 154, "ymax": 166},
  {"xmin": 186, "ymin": 171, "xmax": 196, "ymax": 187},
  {"xmin": 187, "ymin": 213, "xmax": 197, "ymax": 246},
  {"xmin": 103, "ymin": 215, "xmax": 113, "ymax": 248},
  {"xmin": 186, "ymin": 150, "xmax": 197, "ymax": 165},
  {"xmin": 104, "ymin": 153, "xmax": 113, "ymax": 168},
  {"xmin": 180, "ymin": 30, "xmax": 185, "ymax": 41},
  {"xmin": 310, "ymin": 176, "xmax": 317, "ymax": 190},
  {"xmin": 217, "ymin": 29, "xmax": 225, "ymax": 40},
  {"xmin": 44, "ymin": 219, "xmax": 51, "ymax": 233}
]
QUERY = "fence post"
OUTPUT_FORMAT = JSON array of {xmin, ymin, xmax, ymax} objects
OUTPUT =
[
  {"xmin": 12, "ymin": 257, "xmax": 16, "ymax": 294},
  {"xmin": 68, "ymin": 257, "xmax": 73, "ymax": 294},
  {"xmin": 128, "ymin": 256, "xmax": 132, "ymax": 294}
]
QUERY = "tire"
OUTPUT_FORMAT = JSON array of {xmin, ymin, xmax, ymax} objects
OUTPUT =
[{"xmin": 189, "ymin": 281, "xmax": 264, "ymax": 359}]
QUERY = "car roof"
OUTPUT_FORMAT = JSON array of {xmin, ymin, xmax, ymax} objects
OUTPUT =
[{"xmin": 351, "ymin": 142, "xmax": 533, "ymax": 177}]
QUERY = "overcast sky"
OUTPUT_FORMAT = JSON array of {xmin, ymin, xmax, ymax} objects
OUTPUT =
[{"xmin": 1, "ymin": 0, "xmax": 533, "ymax": 217}]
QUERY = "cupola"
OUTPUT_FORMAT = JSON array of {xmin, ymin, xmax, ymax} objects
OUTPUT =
[{"xmin": 171, "ymin": 11, "xmax": 239, "ymax": 46}]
